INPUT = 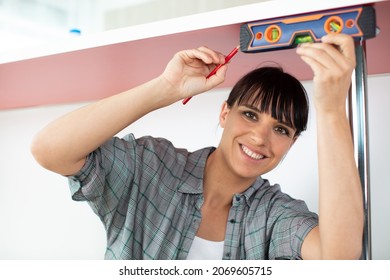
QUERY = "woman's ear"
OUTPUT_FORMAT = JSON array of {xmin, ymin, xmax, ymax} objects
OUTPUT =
[
  {"xmin": 219, "ymin": 101, "xmax": 230, "ymax": 128},
  {"xmin": 288, "ymin": 135, "xmax": 299, "ymax": 149},
  {"xmin": 292, "ymin": 134, "xmax": 300, "ymax": 145}
]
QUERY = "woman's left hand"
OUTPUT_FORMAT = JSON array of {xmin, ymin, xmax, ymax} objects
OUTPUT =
[{"xmin": 296, "ymin": 33, "xmax": 356, "ymax": 115}]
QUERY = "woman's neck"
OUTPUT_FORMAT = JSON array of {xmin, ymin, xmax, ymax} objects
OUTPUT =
[{"xmin": 203, "ymin": 148, "xmax": 256, "ymax": 207}]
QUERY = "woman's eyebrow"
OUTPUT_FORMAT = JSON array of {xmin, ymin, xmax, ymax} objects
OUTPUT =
[{"xmin": 241, "ymin": 104, "xmax": 261, "ymax": 113}]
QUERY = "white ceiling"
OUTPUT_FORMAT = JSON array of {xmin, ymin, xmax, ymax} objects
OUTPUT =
[{"xmin": 0, "ymin": 0, "xmax": 265, "ymax": 52}]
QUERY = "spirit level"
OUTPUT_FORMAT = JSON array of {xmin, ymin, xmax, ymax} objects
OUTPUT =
[{"xmin": 240, "ymin": 6, "xmax": 376, "ymax": 53}]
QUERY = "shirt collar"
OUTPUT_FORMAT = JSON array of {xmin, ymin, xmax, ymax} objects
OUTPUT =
[
  {"xmin": 177, "ymin": 147, "xmax": 215, "ymax": 194},
  {"xmin": 238, "ymin": 176, "xmax": 266, "ymax": 207}
]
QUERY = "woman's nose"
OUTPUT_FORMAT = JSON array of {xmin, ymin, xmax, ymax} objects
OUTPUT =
[{"xmin": 250, "ymin": 124, "xmax": 271, "ymax": 146}]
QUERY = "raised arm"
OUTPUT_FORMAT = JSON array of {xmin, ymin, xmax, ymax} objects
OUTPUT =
[
  {"xmin": 296, "ymin": 34, "xmax": 364, "ymax": 259},
  {"xmin": 31, "ymin": 47, "xmax": 228, "ymax": 176}
]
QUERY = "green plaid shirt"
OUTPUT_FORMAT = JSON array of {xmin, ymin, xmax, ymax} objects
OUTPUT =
[{"xmin": 68, "ymin": 134, "xmax": 318, "ymax": 260}]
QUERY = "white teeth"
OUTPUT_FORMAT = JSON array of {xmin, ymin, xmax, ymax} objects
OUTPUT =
[{"xmin": 241, "ymin": 145, "xmax": 265, "ymax": 160}]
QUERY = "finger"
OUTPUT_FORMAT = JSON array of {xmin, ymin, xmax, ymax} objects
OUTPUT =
[
  {"xmin": 205, "ymin": 64, "xmax": 228, "ymax": 89},
  {"xmin": 298, "ymin": 34, "xmax": 355, "ymax": 64},
  {"xmin": 183, "ymin": 47, "xmax": 224, "ymax": 66},
  {"xmin": 298, "ymin": 42, "xmax": 339, "ymax": 61},
  {"xmin": 197, "ymin": 46, "xmax": 226, "ymax": 64},
  {"xmin": 297, "ymin": 42, "xmax": 352, "ymax": 72},
  {"xmin": 296, "ymin": 43, "xmax": 339, "ymax": 70},
  {"xmin": 298, "ymin": 54, "xmax": 325, "ymax": 78},
  {"xmin": 321, "ymin": 34, "xmax": 356, "ymax": 64}
]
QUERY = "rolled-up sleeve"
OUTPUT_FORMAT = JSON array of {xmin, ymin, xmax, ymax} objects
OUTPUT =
[
  {"xmin": 67, "ymin": 134, "xmax": 137, "ymax": 228},
  {"xmin": 266, "ymin": 185, "xmax": 318, "ymax": 259}
]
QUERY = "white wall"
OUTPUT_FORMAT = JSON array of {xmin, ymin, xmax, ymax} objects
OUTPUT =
[{"xmin": 0, "ymin": 75, "xmax": 389, "ymax": 259}]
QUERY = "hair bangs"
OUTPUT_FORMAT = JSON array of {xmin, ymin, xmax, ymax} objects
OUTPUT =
[{"xmin": 242, "ymin": 85, "xmax": 297, "ymax": 126}]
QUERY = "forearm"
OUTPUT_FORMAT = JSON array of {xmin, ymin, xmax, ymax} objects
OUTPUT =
[
  {"xmin": 316, "ymin": 110, "xmax": 364, "ymax": 259},
  {"xmin": 31, "ymin": 76, "xmax": 176, "ymax": 176},
  {"xmin": 31, "ymin": 46, "xmax": 227, "ymax": 176}
]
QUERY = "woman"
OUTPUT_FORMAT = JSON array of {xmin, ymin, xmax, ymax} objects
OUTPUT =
[{"xmin": 31, "ymin": 34, "xmax": 363, "ymax": 259}]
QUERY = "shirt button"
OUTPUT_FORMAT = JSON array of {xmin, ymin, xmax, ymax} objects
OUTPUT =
[
  {"xmin": 225, "ymin": 252, "xmax": 231, "ymax": 258},
  {"xmin": 236, "ymin": 196, "xmax": 241, "ymax": 202},
  {"xmin": 229, "ymin": 219, "xmax": 236, "ymax": 224}
]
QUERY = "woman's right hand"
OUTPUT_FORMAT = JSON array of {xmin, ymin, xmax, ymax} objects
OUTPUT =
[{"xmin": 160, "ymin": 46, "xmax": 228, "ymax": 101}]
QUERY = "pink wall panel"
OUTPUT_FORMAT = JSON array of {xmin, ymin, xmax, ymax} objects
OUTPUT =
[{"xmin": 1, "ymin": 1, "xmax": 389, "ymax": 110}]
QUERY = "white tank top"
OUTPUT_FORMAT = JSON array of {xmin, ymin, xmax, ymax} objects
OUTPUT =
[{"xmin": 186, "ymin": 236, "xmax": 224, "ymax": 260}]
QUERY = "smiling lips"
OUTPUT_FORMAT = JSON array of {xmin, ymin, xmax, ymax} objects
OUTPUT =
[{"xmin": 240, "ymin": 144, "xmax": 266, "ymax": 160}]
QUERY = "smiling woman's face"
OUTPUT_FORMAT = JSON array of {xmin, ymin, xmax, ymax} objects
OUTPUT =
[
  {"xmin": 215, "ymin": 67, "xmax": 308, "ymax": 182},
  {"xmin": 217, "ymin": 101, "xmax": 297, "ymax": 181}
]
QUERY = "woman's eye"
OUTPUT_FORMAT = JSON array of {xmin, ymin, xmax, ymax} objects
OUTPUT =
[
  {"xmin": 275, "ymin": 126, "xmax": 290, "ymax": 136},
  {"xmin": 243, "ymin": 111, "xmax": 257, "ymax": 121}
]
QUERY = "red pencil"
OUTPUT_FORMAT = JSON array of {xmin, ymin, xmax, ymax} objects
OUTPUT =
[{"xmin": 182, "ymin": 45, "xmax": 240, "ymax": 105}]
